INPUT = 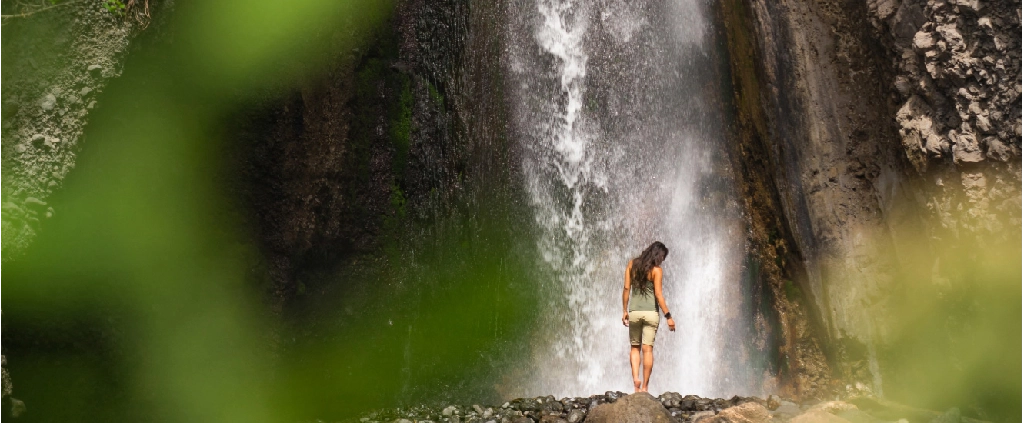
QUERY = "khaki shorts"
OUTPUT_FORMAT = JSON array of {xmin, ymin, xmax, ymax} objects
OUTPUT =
[{"xmin": 628, "ymin": 310, "xmax": 660, "ymax": 346}]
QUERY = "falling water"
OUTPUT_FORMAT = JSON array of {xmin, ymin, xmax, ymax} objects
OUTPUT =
[{"xmin": 505, "ymin": 0, "xmax": 762, "ymax": 397}]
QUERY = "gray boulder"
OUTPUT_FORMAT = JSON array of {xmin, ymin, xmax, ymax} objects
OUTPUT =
[{"xmin": 584, "ymin": 393, "xmax": 672, "ymax": 423}]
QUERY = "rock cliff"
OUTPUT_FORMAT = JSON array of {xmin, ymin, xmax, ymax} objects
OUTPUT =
[
  {"xmin": 719, "ymin": 0, "xmax": 1020, "ymax": 413},
  {"xmin": 225, "ymin": 0, "xmax": 515, "ymax": 312}
]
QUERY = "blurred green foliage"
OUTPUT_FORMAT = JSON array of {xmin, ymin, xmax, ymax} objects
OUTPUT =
[
  {"xmin": 3, "ymin": 0, "xmax": 536, "ymax": 421},
  {"xmin": 1, "ymin": 1, "xmax": 1020, "ymax": 423},
  {"xmin": 878, "ymin": 239, "xmax": 1021, "ymax": 421}
]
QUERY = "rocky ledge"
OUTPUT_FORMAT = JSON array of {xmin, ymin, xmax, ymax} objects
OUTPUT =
[{"xmin": 351, "ymin": 392, "xmax": 988, "ymax": 423}]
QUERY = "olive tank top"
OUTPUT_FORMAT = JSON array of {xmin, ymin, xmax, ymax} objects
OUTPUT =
[{"xmin": 628, "ymin": 279, "xmax": 658, "ymax": 312}]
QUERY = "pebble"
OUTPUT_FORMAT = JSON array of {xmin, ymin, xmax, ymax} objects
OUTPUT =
[{"xmin": 40, "ymin": 94, "xmax": 57, "ymax": 111}]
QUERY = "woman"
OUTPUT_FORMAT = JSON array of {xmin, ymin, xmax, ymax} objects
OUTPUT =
[{"xmin": 621, "ymin": 241, "xmax": 675, "ymax": 393}]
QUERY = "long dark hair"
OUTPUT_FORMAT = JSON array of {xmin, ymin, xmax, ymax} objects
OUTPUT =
[{"xmin": 631, "ymin": 241, "xmax": 669, "ymax": 297}]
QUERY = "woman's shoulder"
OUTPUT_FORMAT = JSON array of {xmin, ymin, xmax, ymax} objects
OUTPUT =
[{"xmin": 651, "ymin": 266, "xmax": 663, "ymax": 275}]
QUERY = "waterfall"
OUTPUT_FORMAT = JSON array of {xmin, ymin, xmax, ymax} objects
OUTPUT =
[{"xmin": 506, "ymin": 0, "xmax": 762, "ymax": 397}]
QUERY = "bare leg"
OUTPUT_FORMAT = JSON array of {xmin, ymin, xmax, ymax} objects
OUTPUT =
[
  {"xmin": 641, "ymin": 344, "xmax": 654, "ymax": 392},
  {"xmin": 630, "ymin": 345, "xmax": 642, "ymax": 392}
]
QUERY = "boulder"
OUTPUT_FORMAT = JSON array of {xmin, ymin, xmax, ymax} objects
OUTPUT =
[
  {"xmin": 703, "ymin": 402, "xmax": 772, "ymax": 423},
  {"xmin": 584, "ymin": 393, "xmax": 673, "ymax": 423}
]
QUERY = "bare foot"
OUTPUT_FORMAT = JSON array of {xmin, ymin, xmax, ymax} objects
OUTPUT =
[
  {"xmin": 640, "ymin": 385, "xmax": 648, "ymax": 393},
  {"xmin": 633, "ymin": 378, "xmax": 642, "ymax": 392}
]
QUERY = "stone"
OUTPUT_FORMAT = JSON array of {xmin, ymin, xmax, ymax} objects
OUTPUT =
[
  {"xmin": 953, "ymin": 0, "xmax": 980, "ymax": 12},
  {"xmin": 509, "ymin": 418, "xmax": 533, "ymax": 423},
  {"xmin": 24, "ymin": 197, "xmax": 46, "ymax": 207},
  {"xmin": 80, "ymin": 86, "xmax": 93, "ymax": 96},
  {"xmin": 567, "ymin": 409, "xmax": 586, "ymax": 423},
  {"xmin": 714, "ymin": 402, "xmax": 772, "ymax": 422},
  {"xmin": 15, "ymin": 144, "xmax": 27, "ymax": 153},
  {"xmin": 894, "ymin": 76, "xmax": 913, "ymax": 97},
  {"xmin": 772, "ymin": 401, "xmax": 802, "ymax": 418},
  {"xmin": 584, "ymin": 393, "xmax": 672, "ymax": 423},
  {"xmin": 541, "ymin": 400, "xmax": 563, "ymax": 413},
  {"xmin": 975, "ymin": 114, "xmax": 993, "ymax": 133},
  {"xmin": 977, "ymin": 17, "xmax": 993, "ymax": 30},
  {"xmin": 935, "ymin": 24, "xmax": 964, "ymax": 50},
  {"xmin": 868, "ymin": 0, "xmax": 899, "ymax": 20},
  {"xmin": 913, "ymin": 31, "xmax": 936, "ymax": 50},
  {"xmin": 984, "ymin": 137, "xmax": 1013, "ymax": 162},
  {"xmin": 11, "ymin": 398, "xmax": 25, "ymax": 418},
  {"xmin": 40, "ymin": 94, "xmax": 57, "ymax": 111},
  {"xmin": 443, "ymin": 405, "xmax": 458, "ymax": 416},
  {"xmin": 925, "ymin": 133, "xmax": 948, "ymax": 157},
  {"xmin": 897, "ymin": 95, "xmax": 938, "ymax": 172},
  {"xmin": 691, "ymin": 411, "xmax": 716, "ymax": 422},
  {"xmin": 891, "ymin": 3, "xmax": 928, "ymax": 45},
  {"xmin": 539, "ymin": 416, "xmax": 568, "ymax": 423},
  {"xmin": 806, "ymin": 401, "xmax": 858, "ymax": 414},
  {"xmin": 88, "ymin": 64, "xmax": 104, "ymax": 76},
  {"xmin": 951, "ymin": 130, "xmax": 985, "ymax": 164}
]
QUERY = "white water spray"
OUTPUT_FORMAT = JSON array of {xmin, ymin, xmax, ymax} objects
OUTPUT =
[{"xmin": 507, "ymin": 0, "xmax": 763, "ymax": 397}]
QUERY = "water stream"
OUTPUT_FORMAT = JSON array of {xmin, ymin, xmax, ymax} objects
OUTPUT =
[{"xmin": 505, "ymin": 0, "xmax": 762, "ymax": 397}]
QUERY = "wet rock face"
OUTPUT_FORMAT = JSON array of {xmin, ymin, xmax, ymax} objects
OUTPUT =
[
  {"xmin": 228, "ymin": 0, "xmax": 477, "ymax": 308},
  {"xmin": 721, "ymin": 0, "xmax": 1022, "ymax": 401}
]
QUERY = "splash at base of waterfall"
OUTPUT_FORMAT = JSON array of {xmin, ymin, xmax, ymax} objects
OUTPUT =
[{"xmin": 504, "ymin": 0, "xmax": 767, "ymax": 398}]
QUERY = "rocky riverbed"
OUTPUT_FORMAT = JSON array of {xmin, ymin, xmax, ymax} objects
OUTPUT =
[{"xmin": 350, "ymin": 392, "xmax": 985, "ymax": 423}]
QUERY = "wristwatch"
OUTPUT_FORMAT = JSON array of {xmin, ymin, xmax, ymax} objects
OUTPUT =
[{"xmin": 664, "ymin": 312, "xmax": 672, "ymax": 319}]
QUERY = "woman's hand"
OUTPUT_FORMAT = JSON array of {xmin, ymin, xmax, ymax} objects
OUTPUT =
[
  {"xmin": 622, "ymin": 311, "xmax": 630, "ymax": 327},
  {"xmin": 667, "ymin": 317, "xmax": 676, "ymax": 332}
]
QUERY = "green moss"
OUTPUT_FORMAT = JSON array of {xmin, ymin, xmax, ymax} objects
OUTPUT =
[
  {"xmin": 784, "ymin": 279, "xmax": 802, "ymax": 301},
  {"xmin": 389, "ymin": 74, "xmax": 413, "ymax": 178},
  {"xmin": 389, "ymin": 182, "xmax": 406, "ymax": 218},
  {"xmin": 427, "ymin": 80, "xmax": 444, "ymax": 106}
]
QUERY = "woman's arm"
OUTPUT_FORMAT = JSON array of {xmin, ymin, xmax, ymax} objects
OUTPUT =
[
  {"xmin": 652, "ymin": 267, "xmax": 676, "ymax": 331},
  {"xmin": 622, "ymin": 260, "xmax": 632, "ymax": 326}
]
